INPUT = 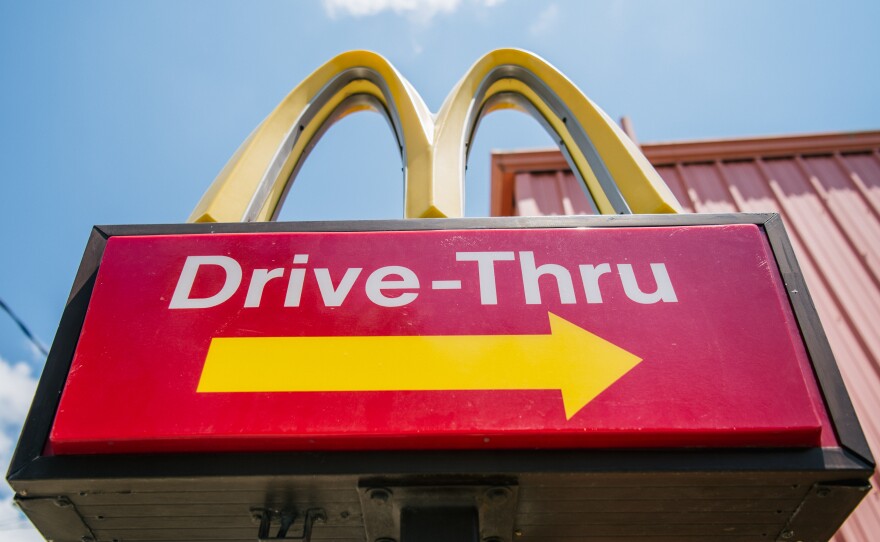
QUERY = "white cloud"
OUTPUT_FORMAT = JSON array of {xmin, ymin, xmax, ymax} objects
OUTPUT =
[
  {"xmin": 323, "ymin": 0, "xmax": 503, "ymax": 23},
  {"xmin": 0, "ymin": 356, "xmax": 40, "ymax": 541},
  {"xmin": 0, "ymin": 360, "xmax": 37, "ymax": 427},
  {"xmin": 0, "ymin": 496, "xmax": 44, "ymax": 542},
  {"xmin": 529, "ymin": 3, "xmax": 559, "ymax": 36},
  {"xmin": 0, "ymin": 528, "xmax": 44, "ymax": 542},
  {"xmin": 0, "ymin": 432, "xmax": 9, "ymax": 459}
]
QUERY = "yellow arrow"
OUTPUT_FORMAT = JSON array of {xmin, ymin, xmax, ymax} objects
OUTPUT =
[{"xmin": 197, "ymin": 313, "xmax": 642, "ymax": 420}]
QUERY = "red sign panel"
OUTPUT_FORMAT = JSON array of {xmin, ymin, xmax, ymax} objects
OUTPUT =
[{"xmin": 50, "ymin": 225, "xmax": 833, "ymax": 454}]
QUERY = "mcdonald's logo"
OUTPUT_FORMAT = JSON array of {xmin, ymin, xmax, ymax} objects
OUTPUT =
[{"xmin": 190, "ymin": 49, "xmax": 682, "ymax": 223}]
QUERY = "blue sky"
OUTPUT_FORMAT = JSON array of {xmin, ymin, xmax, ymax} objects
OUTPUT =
[{"xmin": 1, "ymin": 0, "xmax": 879, "ymax": 537}]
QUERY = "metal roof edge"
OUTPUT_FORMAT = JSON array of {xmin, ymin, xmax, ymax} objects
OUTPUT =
[
  {"xmin": 642, "ymin": 130, "xmax": 880, "ymax": 164},
  {"xmin": 490, "ymin": 130, "xmax": 880, "ymax": 167}
]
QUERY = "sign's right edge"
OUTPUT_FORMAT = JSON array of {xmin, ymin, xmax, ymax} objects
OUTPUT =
[{"xmin": 763, "ymin": 213, "xmax": 875, "ymax": 469}]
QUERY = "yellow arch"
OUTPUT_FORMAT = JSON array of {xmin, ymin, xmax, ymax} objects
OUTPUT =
[
  {"xmin": 189, "ymin": 50, "xmax": 439, "ymax": 223},
  {"xmin": 433, "ymin": 48, "xmax": 681, "ymax": 215}
]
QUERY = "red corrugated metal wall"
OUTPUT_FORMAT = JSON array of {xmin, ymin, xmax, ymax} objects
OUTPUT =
[{"xmin": 490, "ymin": 131, "xmax": 880, "ymax": 540}]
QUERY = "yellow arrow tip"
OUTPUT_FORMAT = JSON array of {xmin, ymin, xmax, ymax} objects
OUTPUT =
[{"xmin": 547, "ymin": 313, "xmax": 642, "ymax": 420}]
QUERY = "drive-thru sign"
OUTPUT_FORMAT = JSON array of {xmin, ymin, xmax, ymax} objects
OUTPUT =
[
  {"xmin": 51, "ymin": 224, "xmax": 829, "ymax": 453},
  {"xmin": 7, "ymin": 49, "xmax": 872, "ymax": 542}
]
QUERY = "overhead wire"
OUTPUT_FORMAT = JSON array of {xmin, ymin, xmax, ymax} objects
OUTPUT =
[{"xmin": 0, "ymin": 297, "xmax": 48, "ymax": 357}]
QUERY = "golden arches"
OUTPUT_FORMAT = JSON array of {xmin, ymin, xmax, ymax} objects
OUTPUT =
[{"xmin": 189, "ymin": 49, "xmax": 680, "ymax": 223}]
